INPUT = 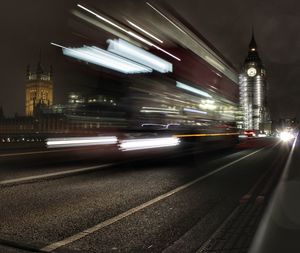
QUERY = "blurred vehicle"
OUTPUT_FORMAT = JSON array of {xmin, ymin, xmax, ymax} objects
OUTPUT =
[{"xmin": 244, "ymin": 130, "xmax": 256, "ymax": 137}]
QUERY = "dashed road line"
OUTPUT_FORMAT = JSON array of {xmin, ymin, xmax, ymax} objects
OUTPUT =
[
  {"xmin": 0, "ymin": 163, "xmax": 113, "ymax": 186},
  {"xmin": 0, "ymin": 148, "xmax": 91, "ymax": 158}
]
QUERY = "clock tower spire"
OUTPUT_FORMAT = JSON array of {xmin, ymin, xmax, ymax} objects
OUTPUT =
[
  {"xmin": 245, "ymin": 32, "xmax": 262, "ymax": 67},
  {"xmin": 249, "ymin": 30, "xmax": 257, "ymax": 50}
]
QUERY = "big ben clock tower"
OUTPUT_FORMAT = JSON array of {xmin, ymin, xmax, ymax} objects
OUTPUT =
[
  {"xmin": 25, "ymin": 60, "xmax": 53, "ymax": 116},
  {"xmin": 239, "ymin": 33, "xmax": 267, "ymax": 131}
]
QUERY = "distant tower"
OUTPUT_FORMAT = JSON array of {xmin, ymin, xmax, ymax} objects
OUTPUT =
[
  {"xmin": 25, "ymin": 58, "xmax": 53, "ymax": 116},
  {"xmin": 239, "ymin": 33, "xmax": 267, "ymax": 130}
]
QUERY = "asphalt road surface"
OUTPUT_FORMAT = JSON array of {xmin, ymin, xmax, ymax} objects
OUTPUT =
[{"xmin": 0, "ymin": 138, "xmax": 291, "ymax": 253}]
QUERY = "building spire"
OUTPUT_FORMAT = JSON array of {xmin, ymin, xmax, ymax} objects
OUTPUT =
[
  {"xmin": 249, "ymin": 28, "xmax": 257, "ymax": 51},
  {"xmin": 244, "ymin": 28, "xmax": 262, "ymax": 65}
]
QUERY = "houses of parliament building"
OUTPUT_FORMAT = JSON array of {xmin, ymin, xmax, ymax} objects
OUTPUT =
[
  {"xmin": 25, "ymin": 61, "xmax": 53, "ymax": 116},
  {"xmin": 0, "ymin": 61, "xmax": 124, "ymax": 135}
]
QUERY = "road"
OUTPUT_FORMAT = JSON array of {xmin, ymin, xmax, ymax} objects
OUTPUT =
[{"xmin": 0, "ymin": 138, "xmax": 291, "ymax": 253}]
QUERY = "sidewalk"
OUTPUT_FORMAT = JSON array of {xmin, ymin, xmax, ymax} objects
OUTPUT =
[{"xmin": 249, "ymin": 136, "xmax": 300, "ymax": 253}]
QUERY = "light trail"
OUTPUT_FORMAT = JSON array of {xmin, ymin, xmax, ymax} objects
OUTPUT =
[
  {"xmin": 46, "ymin": 136, "xmax": 118, "ymax": 148},
  {"xmin": 146, "ymin": 2, "xmax": 187, "ymax": 35},
  {"xmin": 77, "ymin": 4, "xmax": 181, "ymax": 61},
  {"xmin": 119, "ymin": 137, "xmax": 180, "ymax": 151},
  {"xmin": 126, "ymin": 20, "xmax": 163, "ymax": 43},
  {"xmin": 174, "ymin": 132, "xmax": 239, "ymax": 138}
]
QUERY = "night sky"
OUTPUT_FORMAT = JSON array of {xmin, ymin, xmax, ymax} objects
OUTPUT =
[{"xmin": 1, "ymin": 0, "xmax": 299, "ymax": 119}]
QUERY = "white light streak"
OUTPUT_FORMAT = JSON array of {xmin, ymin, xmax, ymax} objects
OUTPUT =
[
  {"xmin": 176, "ymin": 81, "xmax": 212, "ymax": 98},
  {"xmin": 51, "ymin": 42, "xmax": 67, "ymax": 49},
  {"xmin": 140, "ymin": 106, "xmax": 179, "ymax": 114},
  {"xmin": 140, "ymin": 110, "xmax": 179, "ymax": 114},
  {"xmin": 258, "ymin": 133, "xmax": 267, "ymax": 137},
  {"xmin": 146, "ymin": 2, "xmax": 187, "ymax": 35},
  {"xmin": 151, "ymin": 42, "xmax": 181, "ymax": 61},
  {"xmin": 127, "ymin": 20, "xmax": 163, "ymax": 43},
  {"xmin": 127, "ymin": 31, "xmax": 181, "ymax": 61},
  {"xmin": 89, "ymin": 46, "xmax": 151, "ymax": 72},
  {"xmin": 77, "ymin": 4, "xmax": 180, "ymax": 61},
  {"xmin": 183, "ymin": 108, "xmax": 207, "ymax": 114},
  {"xmin": 108, "ymin": 39, "xmax": 172, "ymax": 73},
  {"xmin": 142, "ymin": 106, "xmax": 177, "ymax": 111},
  {"xmin": 51, "ymin": 43, "xmax": 152, "ymax": 74},
  {"xmin": 77, "ymin": 4, "xmax": 127, "ymax": 33},
  {"xmin": 199, "ymin": 99, "xmax": 217, "ymax": 110},
  {"xmin": 204, "ymin": 56, "xmax": 225, "ymax": 71},
  {"xmin": 47, "ymin": 136, "xmax": 118, "ymax": 148},
  {"xmin": 119, "ymin": 137, "xmax": 180, "ymax": 151}
]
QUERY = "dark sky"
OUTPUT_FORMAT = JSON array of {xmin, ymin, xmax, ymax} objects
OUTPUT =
[{"xmin": 1, "ymin": 0, "xmax": 300, "ymax": 119}]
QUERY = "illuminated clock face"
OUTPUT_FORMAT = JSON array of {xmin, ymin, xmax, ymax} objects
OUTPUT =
[{"xmin": 247, "ymin": 67, "xmax": 257, "ymax": 77}]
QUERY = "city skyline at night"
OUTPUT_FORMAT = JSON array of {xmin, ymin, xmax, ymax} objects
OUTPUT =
[
  {"xmin": 1, "ymin": 2, "xmax": 300, "ymax": 253},
  {"xmin": 1, "ymin": 0, "xmax": 300, "ymax": 120}
]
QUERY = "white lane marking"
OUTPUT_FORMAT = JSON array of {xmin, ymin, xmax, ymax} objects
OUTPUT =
[
  {"xmin": 280, "ymin": 133, "xmax": 298, "ymax": 180},
  {"xmin": 40, "ymin": 148, "xmax": 264, "ymax": 252},
  {"xmin": 0, "ymin": 146, "xmax": 203, "ymax": 186},
  {"xmin": 0, "ymin": 148, "xmax": 91, "ymax": 158},
  {"xmin": 0, "ymin": 164, "xmax": 113, "ymax": 186}
]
